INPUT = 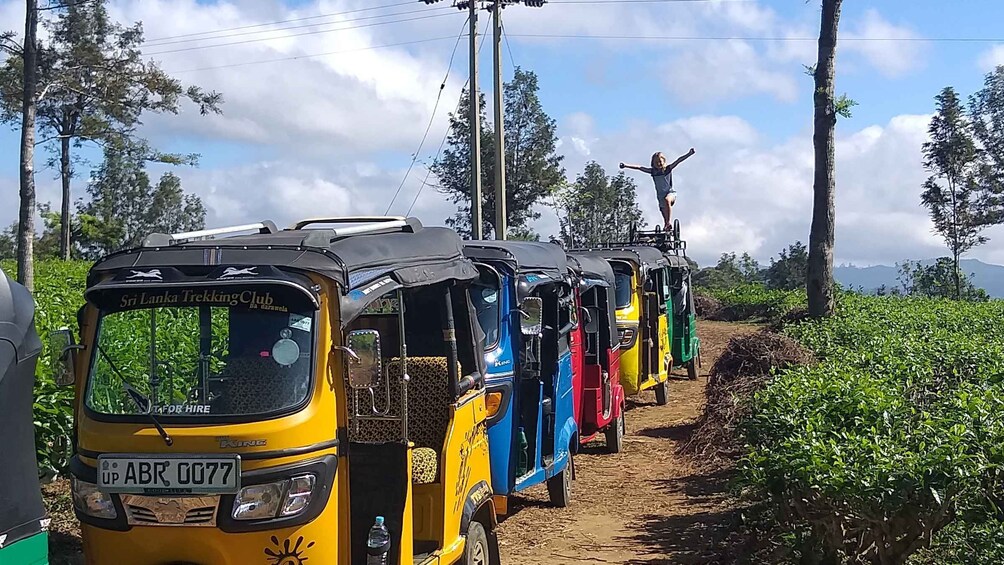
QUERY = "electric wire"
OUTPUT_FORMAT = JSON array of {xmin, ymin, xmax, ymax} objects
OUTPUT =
[
  {"xmin": 384, "ymin": 15, "xmax": 470, "ymax": 215},
  {"xmin": 405, "ymin": 17, "xmax": 492, "ymax": 217},
  {"xmin": 506, "ymin": 32, "xmax": 1004, "ymax": 43}
]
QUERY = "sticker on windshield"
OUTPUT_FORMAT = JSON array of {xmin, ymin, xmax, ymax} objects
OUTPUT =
[
  {"xmin": 289, "ymin": 314, "xmax": 312, "ymax": 332},
  {"xmin": 481, "ymin": 288, "xmax": 498, "ymax": 304},
  {"xmin": 152, "ymin": 404, "xmax": 212, "ymax": 415}
]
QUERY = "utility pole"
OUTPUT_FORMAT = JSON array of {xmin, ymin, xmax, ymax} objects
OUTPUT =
[
  {"xmin": 492, "ymin": 0, "xmax": 507, "ymax": 240},
  {"xmin": 468, "ymin": 1, "xmax": 483, "ymax": 240}
]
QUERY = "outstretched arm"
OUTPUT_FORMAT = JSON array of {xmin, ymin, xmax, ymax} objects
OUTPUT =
[
  {"xmin": 668, "ymin": 148, "xmax": 695, "ymax": 169},
  {"xmin": 619, "ymin": 162, "xmax": 652, "ymax": 174}
]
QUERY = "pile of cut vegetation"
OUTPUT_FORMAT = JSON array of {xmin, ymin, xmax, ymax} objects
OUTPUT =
[
  {"xmin": 681, "ymin": 330, "xmax": 814, "ymax": 464},
  {"xmin": 693, "ymin": 293, "xmax": 721, "ymax": 318}
]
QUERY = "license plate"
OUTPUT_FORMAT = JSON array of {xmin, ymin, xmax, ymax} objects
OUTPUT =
[{"xmin": 97, "ymin": 455, "xmax": 241, "ymax": 495}]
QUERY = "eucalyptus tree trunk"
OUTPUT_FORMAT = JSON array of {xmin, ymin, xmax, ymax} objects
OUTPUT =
[
  {"xmin": 17, "ymin": 0, "xmax": 38, "ymax": 291},
  {"xmin": 807, "ymin": 0, "xmax": 843, "ymax": 317}
]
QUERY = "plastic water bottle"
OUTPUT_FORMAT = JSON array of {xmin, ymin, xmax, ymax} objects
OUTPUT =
[{"xmin": 366, "ymin": 516, "xmax": 390, "ymax": 565}]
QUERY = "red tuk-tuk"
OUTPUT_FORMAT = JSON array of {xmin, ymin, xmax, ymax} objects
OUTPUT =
[{"xmin": 567, "ymin": 252, "xmax": 625, "ymax": 452}]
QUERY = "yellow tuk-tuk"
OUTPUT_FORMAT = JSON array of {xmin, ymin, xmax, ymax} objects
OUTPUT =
[
  {"xmin": 579, "ymin": 247, "xmax": 673, "ymax": 405},
  {"xmin": 53, "ymin": 217, "xmax": 500, "ymax": 565}
]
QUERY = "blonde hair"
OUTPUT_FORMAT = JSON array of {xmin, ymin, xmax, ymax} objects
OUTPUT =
[{"xmin": 650, "ymin": 152, "xmax": 665, "ymax": 169}]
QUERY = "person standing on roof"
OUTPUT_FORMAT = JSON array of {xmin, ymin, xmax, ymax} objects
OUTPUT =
[{"xmin": 620, "ymin": 148, "xmax": 695, "ymax": 232}]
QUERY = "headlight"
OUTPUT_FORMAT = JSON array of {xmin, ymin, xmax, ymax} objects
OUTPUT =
[
  {"xmin": 72, "ymin": 477, "xmax": 117, "ymax": 519},
  {"xmin": 233, "ymin": 474, "xmax": 316, "ymax": 521},
  {"xmin": 485, "ymin": 391, "xmax": 504, "ymax": 419}
]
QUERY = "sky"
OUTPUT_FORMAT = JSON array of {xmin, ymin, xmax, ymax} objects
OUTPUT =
[{"xmin": 3, "ymin": 0, "xmax": 1004, "ymax": 267}]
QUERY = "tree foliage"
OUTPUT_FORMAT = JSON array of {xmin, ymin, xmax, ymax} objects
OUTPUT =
[
  {"xmin": 693, "ymin": 252, "xmax": 763, "ymax": 290},
  {"xmin": 432, "ymin": 68, "xmax": 564, "ymax": 238},
  {"xmin": 896, "ymin": 258, "xmax": 989, "ymax": 302},
  {"xmin": 0, "ymin": 0, "xmax": 221, "ymax": 259},
  {"xmin": 556, "ymin": 161, "xmax": 645, "ymax": 247},
  {"xmin": 921, "ymin": 86, "xmax": 993, "ymax": 299},
  {"xmin": 765, "ymin": 241, "xmax": 808, "ymax": 291}
]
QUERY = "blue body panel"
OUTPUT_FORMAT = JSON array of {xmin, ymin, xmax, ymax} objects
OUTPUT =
[{"xmin": 481, "ymin": 270, "xmax": 578, "ymax": 497}]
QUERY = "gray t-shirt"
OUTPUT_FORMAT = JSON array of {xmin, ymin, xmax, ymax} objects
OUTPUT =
[{"xmin": 649, "ymin": 167, "xmax": 674, "ymax": 198}]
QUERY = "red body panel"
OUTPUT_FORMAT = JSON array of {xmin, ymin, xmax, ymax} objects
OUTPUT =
[{"xmin": 572, "ymin": 289, "xmax": 624, "ymax": 445}]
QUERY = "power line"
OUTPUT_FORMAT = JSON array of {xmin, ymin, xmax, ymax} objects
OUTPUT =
[
  {"xmin": 143, "ymin": 5, "xmax": 452, "ymax": 49},
  {"xmin": 144, "ymin": 1, "xmax": 417, "ymax": 43},
  {"xmin": 385, "ymin": 16, "xmax": 470, "ymax": 215},
  {"xmin": 143, "ymin": 11, "xmax": 462, "ymax": 56},
  {"xmin": 169, "ymin": 36, "xmax": 460, "ymax": 74},
  {"xmin": 406, "ymin": 17, "xmax": 492, "ymax": 217},
  {"xmin": 506, "ymin": 32, "xmax": 1004, "ymax": 43}
]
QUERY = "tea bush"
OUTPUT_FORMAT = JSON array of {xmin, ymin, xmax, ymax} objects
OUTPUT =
[
  {"xmin": 738, "ymin": 293, "xmax": 1004, "ymax": 564},
  {"xmin": 2, "ymin": 260, "xmax": 91, "ymax": 475}
]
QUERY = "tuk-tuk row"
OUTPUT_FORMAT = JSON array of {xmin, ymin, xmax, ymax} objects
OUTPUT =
[{"xmin": 28, "ymin": 216, "xmax": 699, "ymax": 564}]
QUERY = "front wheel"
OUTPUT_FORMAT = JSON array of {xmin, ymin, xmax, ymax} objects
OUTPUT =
[
  {"xmin": 547, "ymin": 455, "xmax": 573, "ymax": 507},
  {"xmin": 605, "ymin": 410, "xmax": 625, "ymax": 453},
  {"xmin": 655, "ymin": 380, "xmax": 669, "ymax": 405},
  {"xmin": 687, "ymin": 358, "xmax": 699, "ymax": 380},
  {"xmin": 463, "ymin": 521, "xmax": 491, "ymax": 565}
]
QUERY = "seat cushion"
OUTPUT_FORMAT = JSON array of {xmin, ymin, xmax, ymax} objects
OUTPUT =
[{"xmin": 412, "ymin": 447, "xmax": 439, "ymax": 485}]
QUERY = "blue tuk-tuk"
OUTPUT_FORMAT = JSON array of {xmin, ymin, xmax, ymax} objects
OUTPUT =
[{"xmin": 464, "ymin": 241, "xmax": 578, "ymax": 513}]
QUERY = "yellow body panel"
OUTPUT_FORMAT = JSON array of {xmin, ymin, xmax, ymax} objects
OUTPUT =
[
  {"xmin": 73, "ymin": 275, "xmax": 496, "ymax": 565},
  {"xmin": 614, "ymin": 265, "xmax": 672, "ymax": 396}
]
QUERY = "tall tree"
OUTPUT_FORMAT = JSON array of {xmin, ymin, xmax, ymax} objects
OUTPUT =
[
  {"xmin": 74, "ymin": 139, "xmax": 206, "ymax": 259},
  {"xmin": 558, "ymin": 161, "xmax": 645, "ymax": 247},
  {"xmin": 0, "ymin": 0, "xmax": 40, "ymax": 289},
  {"xmin": 921, "ymin": 87, "xmax": 990, "ymax": 299},
  {"xmin": 1, "ymin": 1, "xmax": 222, "ymax": 261},
  {"xmin": 433, "ymin": 68, "xmax": 564, "ymax": 238},
  {"xmin": 806, "ymin": 0, "xmax": 845, "ymax": 317},
  {"xmin": 969, "ymin": 66, "xmax": 1004, "ymax": 217}
]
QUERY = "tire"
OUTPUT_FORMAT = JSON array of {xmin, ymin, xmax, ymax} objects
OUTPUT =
[
  {"xmin": 655, "ymin": 380, "xmax": 668, "ymax": 405},
  {"xmin": 686, "ymin": 358, "xmax": 699, "ymax": 381},
  {"xmin": 605, "ymin": 411, "xmax": 625, "ymax": 454},
  {"xmin": 463, "ymin": 521, "xmax": 490, "ymax": 565},
  {"xmin": 547, "ymin": 455, "xmax": 572, "ymax": 507}
]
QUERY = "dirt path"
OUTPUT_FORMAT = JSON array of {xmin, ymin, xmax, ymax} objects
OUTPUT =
[{"xmin": 496, "ymin": 321, "xmax": 759, "ymax": 565}]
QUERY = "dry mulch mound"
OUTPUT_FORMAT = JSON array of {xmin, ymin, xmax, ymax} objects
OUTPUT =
[
  {"xmin": 681, "ymin": 330, "xmax": 815, "ymax": 465},
  {"xmin": 694, "ymin": 293, "xmax": 722, "ymax": 318},
  {"xmin": 766, "ymin": 307, "xmax": 811, "ymax": 332}
]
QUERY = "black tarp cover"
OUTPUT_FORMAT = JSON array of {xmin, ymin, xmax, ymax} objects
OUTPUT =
[
  {"xmin": 572, "ymin": 246, "xmax": 668, "ymax": 276},
  {"xmin": 0, "ymin": 267, "xmax": 46, "ymax": 547},
  {"xmin": 87, "ymin": 226, "xmax": 479, "ymax": 326},
  {"xmin": 463, "ymin": 241, "xmax": 572, "ymax": 300}
]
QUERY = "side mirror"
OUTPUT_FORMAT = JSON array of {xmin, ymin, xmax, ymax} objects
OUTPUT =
[
  {"xmin": 344, "ymin": 330, "xmax": 382, "ymax": 389},
  {"xmin": 50, "ymin": 329, "xmax": 80, "ymax": 386},
  {"xmin": 519, "ymin": 297, "xmax": 543, "ymax": 336},
  {"xmin": 584, "ymin": 307, "xmax": 600, "ymax": 334}
]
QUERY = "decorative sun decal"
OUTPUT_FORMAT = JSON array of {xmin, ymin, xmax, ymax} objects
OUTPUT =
[{"xmin": 264, "ymin": 535, "xmax": 315, "ymax": 565}]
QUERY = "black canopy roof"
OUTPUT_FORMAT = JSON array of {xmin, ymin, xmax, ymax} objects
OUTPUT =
[
  {"xmin": 566, "ymin": 252, "xmax": 617, "ymax": 288},
  {"xmin": 0, "ymin": 267, "xmax": 46, "ymax": 546},
  {"xmin": 87, "ymin": 221, "xmax": 479, "ymax": 326},
  {"xmin": 663, "ymin": 252, "xmax": 691, "ymax": 268},
  {"xmin": 463, "ymin": 240, "xmax": 569, "ymax": 277},
  {"xmin": 572, "ymin": 246, "xmax": 668, "ymax": 274}
]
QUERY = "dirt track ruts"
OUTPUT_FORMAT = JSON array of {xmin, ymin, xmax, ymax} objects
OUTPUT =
[{"xmin": 497, "ymin": 320, "xmax": 759, "ymax": 565}]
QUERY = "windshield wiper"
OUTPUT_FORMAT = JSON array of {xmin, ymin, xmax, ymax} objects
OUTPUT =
[{"xmin": 98, "ymin": 346, "xmax": 174, "ymax": 447}]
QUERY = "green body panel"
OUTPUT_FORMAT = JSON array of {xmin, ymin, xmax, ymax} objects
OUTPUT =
[
  {"xmin": 0, "ymin": 532, "xmax": 49, "ymax": 565},
  {"xmin": 668, "ymin": 268, "xmax": 699, "ymax": 367}
]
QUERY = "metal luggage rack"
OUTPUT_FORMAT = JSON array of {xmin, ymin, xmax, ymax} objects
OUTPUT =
[{"xmin": 142, "ymin": 216, "xmax": 423, "ymax": 248}]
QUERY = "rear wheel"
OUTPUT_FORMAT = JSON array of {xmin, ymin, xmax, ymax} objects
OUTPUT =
[
  {"xmin": 463, "ymin": 521, "xmax": 490, "ymax": 565},
  {"xmin": 605, "ymin": 410, "xmax": 625, "ymax": 453},
  {"xmin": 655, "ymin": 380, "xmax": 669, "ymax": 405},
  {"xmin": 547, "ymin": 454, "xmax": 573, "ymax": 507},
  {"xmin": 687, "ymin": 358, "xmax": 699, "ymax": 380}
]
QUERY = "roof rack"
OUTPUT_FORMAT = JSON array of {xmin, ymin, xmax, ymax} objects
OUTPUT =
[
  {"xmin": 142, "ymin": 221, "xmax": 278, "ymax": 247},
  {"xmin": 290, "ymin": 216, "xmax": 422, "ymax": 237}
]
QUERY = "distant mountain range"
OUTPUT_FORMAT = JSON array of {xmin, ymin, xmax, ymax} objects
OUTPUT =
[{"xmin": 835, "ymin": 258, "xmax": 1004, "ymax": 297}]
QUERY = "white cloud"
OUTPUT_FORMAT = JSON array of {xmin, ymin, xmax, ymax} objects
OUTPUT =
[
  {"xmin": 843, "ymin": 9, "xmax": 926, "ymax": 78},
  {"xmin": 548, "ymin": 111, "xmax": 946, "ymax": 267},
  {"xmin": 978, "ymin": 44, "xmax": 1004, "ymax": 71},
  {"xmin": 666, "ymin": 39, "xmax": 799, "ymax": 104}
]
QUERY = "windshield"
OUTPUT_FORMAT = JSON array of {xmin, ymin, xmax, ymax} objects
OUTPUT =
[
  {"xmin": 85, "ymin": 288, "xmax": 315, "ymax": 419},
  {"xmin": 470, "ymin": 269, "xmax": 502, "ymax": 350},
  {"xmin": 614, "ymin": 271, "xmax": 633, "ymax": 310}
]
